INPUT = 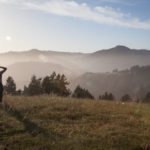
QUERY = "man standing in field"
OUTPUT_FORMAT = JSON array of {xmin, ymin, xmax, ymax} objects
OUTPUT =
[{"xmin": 0, "ymin": 66, "xmax": 7, "ymax": 103}]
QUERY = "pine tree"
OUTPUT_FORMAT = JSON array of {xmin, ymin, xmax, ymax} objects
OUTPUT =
[
  {"xmin": 5, "ymin": 76, "xmax": 16, "ymax": 95},
  {"xmin": 26, "ymin": 75, "xmax": 42, "ymax": 96},
  {"xmin": 50, "ymin": 71, "xmax": 57, "ymax": 94},
  {"xmin": 42, "ymin": 76, "xmax": 51, "ymax": 94},
  {"xmin": 58, "ymin": 74, "xmax": 70, "ymax": 96}
]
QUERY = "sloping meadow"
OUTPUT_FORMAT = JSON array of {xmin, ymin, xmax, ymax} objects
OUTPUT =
[{"xmin": 0, "ymin": 96, "xmax": 150, "ymax": 150}]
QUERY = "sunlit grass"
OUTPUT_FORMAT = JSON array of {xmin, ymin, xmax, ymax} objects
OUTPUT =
[{"xmin": 0, "ymin": 95, "xmax": 150, "ymax": 150}]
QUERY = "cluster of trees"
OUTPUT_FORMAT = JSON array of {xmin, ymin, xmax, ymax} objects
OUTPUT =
[
  {"xmin": 121, "ymin": 94, "xmax": 132, "ymax": 102},
  {"xmin": 98, "ymin": 91, "xmax": 150, "ymax": 103},
  {"xmin": 4, "ymin": 72, "xmax": 70, "ymax": 96},
  {"xmin": 23, "ymin": 72, "xmax": 71, "ymax": 96},
  {"xmin": 72, "ymin": 85, "xmax": 94, "ymax": 99},
  {"xmin": 99, "ymin": 92, "xmax": 114, "ymax": 100},
  {"xmin": 98, "ymin": 92, "xmax": 132, "ymax": 102},
  {"xmin": 4, "ymin": 72, "xmax": 150, "ymax": 103},
  {"xmin": 4, "ymin": 72, "xmax": 94, "ymax": 99}
]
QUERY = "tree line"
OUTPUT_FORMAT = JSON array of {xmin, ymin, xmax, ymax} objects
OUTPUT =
[
  {"xmin": 4, "ymin": 72, "xmax": 150, "ymax": 103},
  {"xmin": 4, "ymin": 72, "xmax": 94, "ymax": 99}
]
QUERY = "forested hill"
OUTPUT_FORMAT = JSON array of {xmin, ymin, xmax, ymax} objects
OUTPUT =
[{"xmin": 70, "ymin": 65, "xmax": 150, "ymax": 100}]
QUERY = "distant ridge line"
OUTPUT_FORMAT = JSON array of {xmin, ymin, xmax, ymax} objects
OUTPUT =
[{"xmin": 0, "ymin": 45, "xmax": 150, "ymax": 54}]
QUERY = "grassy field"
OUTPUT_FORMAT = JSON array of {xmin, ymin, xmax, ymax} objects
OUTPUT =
[{"xmin": 0, "ymin": 96, "xmax": 150, "ymax": 150}]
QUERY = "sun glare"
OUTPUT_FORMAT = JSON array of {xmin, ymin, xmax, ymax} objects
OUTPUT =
[{"xmin": 5, "ymin": 36, "xmax": 12, "ymax": 41}]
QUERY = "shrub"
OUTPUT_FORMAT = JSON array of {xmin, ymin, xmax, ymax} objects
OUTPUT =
[
  {"xmin": 72, "ymin": 85, "xmax": 94, "ymax": 99},
  {"xmin": 99, "ymin": 92, "xmax": 115, "ymax": 100},
  {"xmin": 121, "ymin": 94, "xmax": 132, "ymax": 102},
  {"xmin": 143, "ymin": 92, "xmax": 150, "ymax": 103}
]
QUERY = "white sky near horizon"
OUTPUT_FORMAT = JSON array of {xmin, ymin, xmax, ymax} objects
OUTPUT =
[{"xmin": 0, "ymin": 0, "xmax": 150, "ymax": 53}]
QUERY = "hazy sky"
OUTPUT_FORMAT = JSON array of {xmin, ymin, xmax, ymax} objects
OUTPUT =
[{"xmin": 0, "ymin": 0, "xmax": 150, "ymax": 53}]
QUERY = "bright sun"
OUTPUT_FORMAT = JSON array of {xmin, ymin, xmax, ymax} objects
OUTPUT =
[{"xmin": 5, "ymin": 36, "xmax": 12, "ymax": 41}]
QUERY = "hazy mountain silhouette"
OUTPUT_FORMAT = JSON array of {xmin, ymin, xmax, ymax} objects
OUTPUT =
[
  {"xmin": 85, "ymin": 45, "xmax": 150, "ymax": 72},
  {"xmin": 1, "ymin": 45, "xmax": 150, "ymax": 89},
  {"xmin": 71, "ymin": 65, "xmax": 150, "ymax": 100}
]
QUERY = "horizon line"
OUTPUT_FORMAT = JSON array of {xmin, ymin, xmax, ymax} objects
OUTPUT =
[{"xmin": 0, "ymin": 45, "xmax": 150, "ymax": 54}]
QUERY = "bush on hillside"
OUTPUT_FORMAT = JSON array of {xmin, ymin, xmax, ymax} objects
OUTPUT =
[
  {"xmin": 72, "ymin": 85, "xmax": 94, "ymax": 99},
  {"xmin": 99, "ymin": 92, "xmax": 115, "ymax": 100},
  {"xmin": 143, "ymin": 92, "xmax": 150, "ymax": 103},
  {"xmin": 121, "ymin": 94, "xmax": 132, "ymax": 102}
]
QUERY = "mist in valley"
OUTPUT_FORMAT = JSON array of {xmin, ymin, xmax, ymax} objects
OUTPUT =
[{"xmin": 1, "ymin": 45, "xmax": 150, "ymax": 100}]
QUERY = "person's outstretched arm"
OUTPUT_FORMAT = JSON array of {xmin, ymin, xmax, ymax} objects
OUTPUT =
[{"xmin": 0, "ymin": 66, "xmax": 7, "ymax": 74}]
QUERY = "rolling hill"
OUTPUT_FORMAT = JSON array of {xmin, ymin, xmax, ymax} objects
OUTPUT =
[
  {"xmin": 1, "ymin": 45, "xmax": 150, "ymax": 93},
  {"xmin": 71, "ymin": 65, "xmax": 150, "ymax": 100}
]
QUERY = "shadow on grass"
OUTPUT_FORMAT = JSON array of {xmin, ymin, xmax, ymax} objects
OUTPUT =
[
  {"xmin": 134, "ymin": 146, "xmax": 150, "ymax": 150},
  {"xmin": 0, "ymin": 103, "xmax": 62, "ymax": 140}
]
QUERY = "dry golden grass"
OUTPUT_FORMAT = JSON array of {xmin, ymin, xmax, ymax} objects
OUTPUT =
[{"xmin": 0, "ymin": 95, "xmax": 150, "ymax": 150}]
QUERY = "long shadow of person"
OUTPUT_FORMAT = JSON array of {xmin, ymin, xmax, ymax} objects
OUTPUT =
[{"xmin": 1, "ymin": 103, "xmax": 62, "ymax": 141}]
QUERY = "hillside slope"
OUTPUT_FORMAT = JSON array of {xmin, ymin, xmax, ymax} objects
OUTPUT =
[
  {"xmin": 0, "ymin": 96, "xmax": 150, "ymax": 150},
  {"xmin": 71, "ymin": 65, "xmax": 150, "ymax": 99}
]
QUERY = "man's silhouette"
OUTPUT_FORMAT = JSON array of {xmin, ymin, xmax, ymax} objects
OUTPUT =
[{"xmin": 0, "ymin": 66, "xmax": 7, "ymax": 103}]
